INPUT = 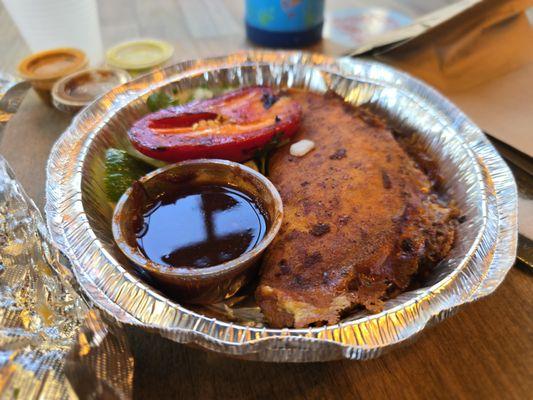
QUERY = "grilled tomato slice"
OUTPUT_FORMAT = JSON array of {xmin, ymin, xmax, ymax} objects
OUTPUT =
[{"xmin": 129, "ymin": 86, "xmax": 302, "ymax": 162}]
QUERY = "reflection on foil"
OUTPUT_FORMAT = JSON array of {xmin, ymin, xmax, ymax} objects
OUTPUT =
[{"xmin": 0, "ymin": 156, "xmax": 132, "ymax": 399}]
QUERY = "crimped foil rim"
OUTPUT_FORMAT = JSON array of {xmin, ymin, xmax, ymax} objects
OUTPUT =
[{"xmin": 45, "ymin": 51, "xmax": 517, "ymax": 361}]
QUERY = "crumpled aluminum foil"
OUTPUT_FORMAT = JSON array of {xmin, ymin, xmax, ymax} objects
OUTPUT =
[{"xmin": 0, "ymin": 156, "xmax": 133, "ymax": 399}]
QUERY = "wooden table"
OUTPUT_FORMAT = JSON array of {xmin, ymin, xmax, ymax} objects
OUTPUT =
[{"xmin": 1, "ymin": 1, "xmax": 531, "ymax": 399}]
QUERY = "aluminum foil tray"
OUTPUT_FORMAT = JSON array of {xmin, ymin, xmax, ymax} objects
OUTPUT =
[{"xmin": 45, "ymin": 51, "xmax": 517, "ymax": 362}]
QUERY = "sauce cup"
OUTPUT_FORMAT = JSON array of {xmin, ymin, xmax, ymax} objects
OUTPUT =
[
  {"xmin": 112, "ymin": 159, "xmax": 283, "ymax": 304},
  {"xmin": 51, "ymin": 68, "xmax": 130, "ymax": 113},
  {"xmin": 17, "ymin": 48, "xmax": 88, "ymax": 105}
]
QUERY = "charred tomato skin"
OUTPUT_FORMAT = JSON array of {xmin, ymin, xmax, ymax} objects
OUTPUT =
[{"xmin": 129, "ymin": 86, "xmax": 302, "ymax": 162}]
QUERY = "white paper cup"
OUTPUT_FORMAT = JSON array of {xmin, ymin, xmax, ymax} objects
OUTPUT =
[{"xmin": 2, "ymin": 0, "xmax": 104, "ymax": 65}]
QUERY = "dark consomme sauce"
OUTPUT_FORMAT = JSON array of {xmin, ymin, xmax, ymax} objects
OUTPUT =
[{"xmin": 136, "ymin": 184, "xmax": 268, "ymax": 268}]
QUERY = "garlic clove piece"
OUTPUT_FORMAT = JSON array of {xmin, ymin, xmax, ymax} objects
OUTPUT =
[{"xmin": 290, "ymin": 139, "xmax": 315, "ymax": 157}]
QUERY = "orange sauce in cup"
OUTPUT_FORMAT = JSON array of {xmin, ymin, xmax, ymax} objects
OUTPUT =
[{"xmin": 18, "ymin": 48, "xmax": 87, "ymax": 104}]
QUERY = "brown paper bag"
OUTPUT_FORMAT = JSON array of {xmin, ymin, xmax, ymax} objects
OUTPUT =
[{"xmin": 376, "ymin": 0, "xmax": 533, "ymax": 156}]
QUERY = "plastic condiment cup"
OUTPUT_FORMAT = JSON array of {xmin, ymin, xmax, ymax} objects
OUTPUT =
[
  {"xmin": 106, "ymin": 39, "xmax": 174, "ymax": 75},
  {"xmin": 112, "ymin": 159, "xmax": 283, "ymax": 304},
  {"xmin": 51, "ymin": 68, "xmax": 130, "ymax": 113},
  {"xmin": 17, "ymin": 48, "xmax": 88, "ymax": 105}
]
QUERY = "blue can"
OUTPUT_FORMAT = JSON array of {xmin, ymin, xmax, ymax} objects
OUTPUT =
[{"xmin": 245, "ymin": 0, "xmax": 325, "ymax": 48}]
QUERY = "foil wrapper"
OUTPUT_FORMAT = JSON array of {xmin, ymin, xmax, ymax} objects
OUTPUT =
[
  {"xmin": 45, "ymin": 51, "xmax": 517, "ymax": 362},
  {"xmin": 0, "ymin": 157, "xmax": 133, "ymax": 398}
]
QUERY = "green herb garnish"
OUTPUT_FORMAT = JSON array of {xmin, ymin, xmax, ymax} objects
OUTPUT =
[
  {"xmin": 104, "ymin": 149, "xmax": 155, "ymax": 202},
  {"xmin": 253, "ymin": 133, "xmax": 289, "ymax": 176},
  {"xmin": 146, "ymin": 86, "xmax": 236, "ymax": 112},
  {"xmin": 146, "ymin": 92, "xmax": 174, "ymax": 112}
]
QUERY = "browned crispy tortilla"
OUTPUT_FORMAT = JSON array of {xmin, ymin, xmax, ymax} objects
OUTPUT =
[{"xmin": 256, "ymin": 90, "xmax": 457, "ymax": 328}]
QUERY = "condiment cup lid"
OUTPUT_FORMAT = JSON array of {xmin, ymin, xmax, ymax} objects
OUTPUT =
[{"xmin": 106, "ymin": 39, "xmax": 174, "ymax": 70}]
